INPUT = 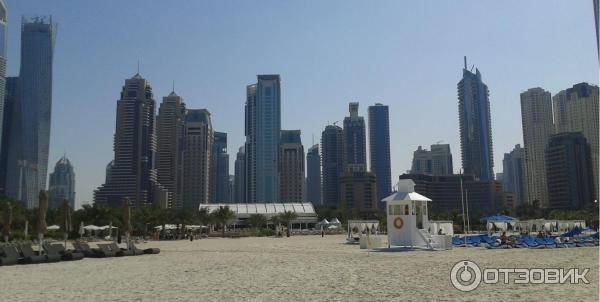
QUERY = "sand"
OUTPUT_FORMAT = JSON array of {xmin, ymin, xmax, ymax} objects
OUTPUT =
[{"xmin": 0, "ymin": 235, "xmax": 597, "ymax": 302}]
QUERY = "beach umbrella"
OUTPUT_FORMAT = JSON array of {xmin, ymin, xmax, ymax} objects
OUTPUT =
[
  {"xmin": 78, "ymin": 221, "xmax": 84, "ymax": 237},
  {"xmin": 2, "ymin": 202, "xmax": 12, "ymax": 242},
  {"xmin": 37, "ymin": 190, "xmax": 49, "ymax": 254},
  {"xmin": 47, "ymin": 225, "xmax": 60, "ymax": 230},
  {"xmin": 122, "ymin": 198, "xmax": 131, "ymax": 250},
  {"xmin": 62, "ymin": 199, "xmax": 72, "ymax": 247}
]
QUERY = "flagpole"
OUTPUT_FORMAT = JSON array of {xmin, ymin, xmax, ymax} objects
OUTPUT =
[
  {"xmin": 460, "ymin": 169, "xmax": 466, "ymax": 234},
  {"xmin": 465, "ymin": 190, "xmax": 470, "ymax": 234}
]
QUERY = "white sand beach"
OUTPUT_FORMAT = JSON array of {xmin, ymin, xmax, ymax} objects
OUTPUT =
[{"xmin": 0, "ymin": 235, "xmax": 597, "ymax": 302}]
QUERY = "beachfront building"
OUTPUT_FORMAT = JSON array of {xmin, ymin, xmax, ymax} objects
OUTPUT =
[
  {"xmin": 545, "ymin": 132, "xmax": 595, "ymax": 210},
  {"xmin": 212, "ymin": 131, "xmax": 230, "ymax": 203},
  {"xmin": 502, "ymin": 144, "xmax": 528, "ymax": 208},
  {"xmin": 520, "ymin": 87, "xmax": 553, "ymax": 207},
  {"xmin": 199, "ymin": 202, "xmax": 319, "ymax": 229},
  {"xmin": 156, "ymin": 91, "xmax": 186, "ymax": 208},
  {"xmin": 321, "ymin": 124, "xmax": 344, "ymax": 206},
  {"xmin": 306, "ymin": 144, "xmax": 321, "ymax": 205},
  {"xmin": 410, "ymin": 144, "xmax": 453, "ymax": 176},
  {"xmin": 182, "ymin": 109, "xmax": 213, "ymax": 209},
  {"xmin": 339, "ymin": 170, "xmax": 378, "ymax": 219},
  {"xmin": 368, "ymin": 103, "xmax": 391, "ymax": 204},
  {"xmin": 5, "ymin": 16, "xmax": 57, "ymax": 208},
  {"xmin": 279, "ymin": 130, "xmax": 304, "ymax": 203},
  {"xmin": 234, "ymin": 146, "xmax": 246, "ymax": 203},
  {"xmin": 343, "ymin": 102, "xmax": 367, "ymax": 171},
  {"xmin": 94, "ymin": 74, "xmax": 168, "ymax": 208},
  {"xmin": 457, "ymin": 57, "xmax": 494, "ymax": 181},
  {"xmin": 244, "ymin": 75, "xmax": 281, "ymax": 203},
  {"xmin": 48, "ymin": 155, "xmax": 75, "ymax": 209}
]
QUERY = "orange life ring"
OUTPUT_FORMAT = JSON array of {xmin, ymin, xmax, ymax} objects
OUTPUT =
[{"xmin": 393, "ymin": 217, "xmax": 404, "ymax": 229}]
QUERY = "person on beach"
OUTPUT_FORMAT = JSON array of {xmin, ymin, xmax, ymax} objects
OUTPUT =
[{"xmin": 437, "ymin": 229, "xmax": 443, "ymax": 235}]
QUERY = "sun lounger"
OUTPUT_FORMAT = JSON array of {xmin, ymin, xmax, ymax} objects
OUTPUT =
[
  {"xmin": 43, "ymin": 243, "xmax": 84, "ymax": 261},
  {"xmin": 451, "ymin": 237, "xmax": 463, "ymax": 246},
  {"xmin": 96, "ymin": 244, "xmax": 118, "ymax": 257},
  {"xmin": 73, "ymin": 242, "xmax": 106, "ymax": 258},
  {"xmin": 0, "ymin": 245, "xmax": 20, "ymax": 266},
  {"xmin": 130, "ymin": 242, "xmax": 160, "ymax": 255},
  {"xmin": 17, "ymin": 243, "xmax": 48, "ymax": 264},
  {"xmin": 520, "ymin": 236, "xmax": 544, "ymax": 249}
]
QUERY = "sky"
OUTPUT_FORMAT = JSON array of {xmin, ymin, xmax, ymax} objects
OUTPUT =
[{"xmin": 4, "ymin": 0, "xmax": 597, "ymax": 208}]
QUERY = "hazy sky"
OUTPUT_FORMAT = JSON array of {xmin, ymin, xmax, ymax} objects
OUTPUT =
[{"xmin": 4, "ymin": 1, "xmax": 597, "ymax": 208}]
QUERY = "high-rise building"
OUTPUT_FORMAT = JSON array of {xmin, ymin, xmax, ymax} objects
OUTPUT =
[
  {"xmin": 306, "ymin": 144, "xmax": 321, "ymax": 204},
  {"xmin": 244, "ymin": 75, "xmax": 281, "ymax": 203},
  {"xmin": 520, "ymin": 87, "xmax": 553, "ymax": 207},
  {"xmin": 94, "ymin": 74, "xmax": 168, "ymax": 208},
  {"xmin": 410, "ymin": 144, "xmax": 453, "ymax": 176},
  {"xmin": 502, "ymin": 144, "xmax": 528, "ymax": 208},
  {"xmin": 48, "ymin": 155, "xmax": 75, "ymax": 209},
  {"xmin": 0, "ymin": 1, "xmax": 7, "ymax": 167},
  {"xmin": 458, "ymin": 57, "xmax": 494, "ymax": 181},
  {"xmin": 552, "ymin": 83, "xmax": 599, "ymax": 200},
  {"xmin": 594, "ymin": 0, "xmax": 599, "ymax": 58},
  {"xmin": 368, "ymin": 103, "xmax": 391, "ymax": 204},
  {"xmin": 343, "ymin": 102, "xmax": 367, "ymax": 171},
  {"xmin": 545, "ymin": 132, "xmax": 595, "ymax": 209},
  {"xmin": 212, "ymin": 132, "xmax": 230, "ymax": 203},
  {"xmin": 156, "ymin": 91, "xmax": 186, "ymax": 208},
  {"xmin": 279, "ymin": 130, "xmax": 304, "ymax": 203},
  {"xmin": 182, "ymin": 109, "xmax": 213, "ymax": 209},
  {"xmin": 5, "ymin": 17, "xmax": 56, "ymax": 208},
  {"xmin": 321, "ymin": 125, "xmax": 343, "ymax": 206},
  {"xmin": 339, "ymin": 170, "xmax": 378, "ymax": 219},
  {"xmin": 234, "ymin": 146, "xmax": 246, "ymax": 203},
  {"xmin": 0, "ymin": 77, "xmax": 17, "ymax": 194}
]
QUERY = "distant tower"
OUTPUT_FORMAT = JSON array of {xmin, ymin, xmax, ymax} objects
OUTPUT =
[
  {"xmin": 156, "ymin": 91, "xmax": 186, "ymax": 208},
  {"xmin": 306, "ymin": 144, "xmax": 322, "ymax": 204},
  {"xmin": 0, "ymin": 1, "xmax": 7, "ymax": 170},
  {"xmin": 182, "ymin": 109, "xmax": 213, "ymax": 209},
  {"xmin": 368, "ymin": 103, "xmax": 391, "ymax": 205},
  {"xmin": 5, "ymin": 16, "xmax": 57, "ymax": 208},
  {"xmin": 502, "ymin": 144, "xmax": 528, "ymax": 208},
  {"xmin": 458, "ymin": 57, "xmax": 494, "ymax": 181},
  {"xmin": 94, "ymin": 74, "xmax": 168, "ymax": 208},
  {"xmin": 212, "ymin": 132, "xmax": 230, "ymax": 203},
  {"xmin": 595, "ymin": 0, "xmax": 599, "ymax": 58},
  {"xmin": 321, "ymin": 124, "xmax": 344, "ymax": 206},
  {"xmin": 279, "ymin": 130, "xmax": 304, "ymax": 203},
  {"xmin": 343, "ymin": 102, "xmax": 367, "ymax": 171},
  {"xmin": 48, "ymin": 155, "xmax": 76, "ymax": 209},
  {"xmin": 0, "ymin": 77, "xmax": 17, "ymax": 194},
  {"xmin": 234, "ymin": 146, "xmax": 246, "ymax": 203},
  {"xmin": 410, "ymin": 144, "xmax": 453, "ymax": 176}
]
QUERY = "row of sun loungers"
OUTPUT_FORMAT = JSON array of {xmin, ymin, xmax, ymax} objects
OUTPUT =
[
  {"xmin": 451, "ymin": 232, "xmax": 599, "ymax": 249},
  {"xmin": 0, "ymin": 241, "xmax": 160, "ymax": 266}
]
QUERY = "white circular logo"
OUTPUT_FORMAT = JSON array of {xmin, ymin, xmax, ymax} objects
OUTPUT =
[{"xmin": 450, "ymin": 260, "xmax": 482, "ymax": 292}]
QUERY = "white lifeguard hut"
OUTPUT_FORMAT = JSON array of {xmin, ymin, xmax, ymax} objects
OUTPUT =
[{"xmin": 382, "ymin": 180, "xmax": 451, "ymax": 250}]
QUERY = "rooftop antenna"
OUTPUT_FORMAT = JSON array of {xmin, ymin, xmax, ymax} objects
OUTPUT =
[
  {"xmin": 172, "ymin": 80, "xmax": 175, "ymax": 93},
  {"xmin": 137, "ymin": 60, "xmax": 140, "ymax": 74},
  {"xmin": 470, "ymin": 65, "xmax": 475, "ymax": 72},
  {"xmin": 312, "ymin": 133, "xmax": 314, "ymax": 146},
  {"xmin": 464, "ymin": 56, "xmax": 467, "ymax": 69}
]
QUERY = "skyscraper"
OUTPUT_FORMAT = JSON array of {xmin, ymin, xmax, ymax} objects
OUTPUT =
[
  {"xmin": 234, "ymin": 146, "xmax": 246, "ymax": 203},
  {"xmin": 343, "ymin": 102, "xmax": 367, "ymax": 171},
  {"xmin": 245, "ymin": 75, "xmax": 281, "ymax": 203},
  {"xmin": 182, "ymin": 109, "xmax": 213, "ymax": 209},
  {"xmin": 545, "ymin": 132, "xmax": 595, "ymax": 209},
  {"xmin": 48, "ymin": 155, "xmax": 75, "ymax": 209},
  {"xmin": 5, "ymin": 17, "xmax": 56, "ymax": 208},
  {"xmin": 279, "ymin": 130, "xmax": 304, "ymax": 203},
  {"xmin": 410, "ymin": 144, "xmax": 453, "ymax": 176},
  {"xmin": 321, "ymin": 124, "xmax": 343, "ymax": 206},
  {"xmin": 552, "ymin": 83, "xmax": 599, "ymax": 200},
  {"xmin": 458, "ymin": 57, "xmax": 494, "ymax": 181},
  {"xmin": 339, "ymin": 170, "xmax": 378, "ymax": 219},
  {"xmin": 94, "ymin": 74, "xmax": 168, "ymax": 208},
  {"xmin": 306, "ymin": 144, "xmax": 321, "ymax": 204},
  {"xmin": 0, "ymin": 1, "xmax": 7, "ymax": 164},
  {"xmin": 212, "ymin": 132, "xmax": 230, "ymax": 203},
  {"xmin": 520, "ymin": 87, "xmax": 553, "ymax": 206},
  {"xmin": 368, "ymin": 103, "xmax": 391, "ymax": 203},
  {"xmin": 502, "ymin": 144, "xmax": 528, "ymax": 208},
  {"xmin": 156, "ymin": 91, "xmax": 186, "ymax": 208},
  {"xmin": 594, "ymin": 0, "xmax": 599, "ymax": 58},
  {"xmin": 0, "ymin": 77, "xmax": 17, "ymax": 194}
]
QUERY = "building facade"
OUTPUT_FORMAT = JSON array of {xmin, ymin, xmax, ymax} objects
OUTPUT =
[
  {"xmin": 545, "ymin": 132, "xmax": 595, "ymax": 210},
  {"xmin": 48, "ymin": 155, "xmax": 75, "ymax": 209},
  {"xmin": 182, "ymin": 109, "xmax": 213, "ymax": 209},
  {"xmin": 458, "ymin": 57, "xmax": 494, "ymax": 181},
  {"xmin": 212, "ymin": 131, "xmax": 230, "ymax": 203},
  {"xmin": 94, "ymin": 74, "xmax": 168, "ymax": 208},
  {"xmin": 305, "ymin": 144, "xmax": 321, "ymax": 204},
  {"xmin": 0, "ymin": 1, "xmax": 6, "ymax": 168},
  {"xmin": 368, "ymin": 103, "xmax": 391, "ymax": 204},
  {"xmin": 520, "ymin": 87, "xmax": 553, "ymax": 207},
  {"xmin": 234, "ymin": 146, "xmax": 246, "ymax": 203},
  {"xmin": 5, "ymin": 17, "xmax": 56, "ymax": 208},
  {"xmin": 339, "ymin": 171, "xmax": 378, "ymax": 219},
  {"xmin": 156, "ymin": 91, "xmax": 186, "ymax": 208},
  {"xmin": 343, "ymin": 102, "xmax": 367, "ymax": 171},
  {"xmin": 0, "ymin": 76, "xmax": 17, "ymax": 194},
  {"xmin": 279, "ymin": 130, "xmax": 304, "ymax": 203},
  {"xmin": 410, "ymin": 144, "xmax": 453, "ymax": 176},
  {"xmin": 502, "ymin": 144, "xmax": 528, "ymax": 208},
  {"xmin": 321, "ymin": 125, "xmax": 343, "ymax": 206}
]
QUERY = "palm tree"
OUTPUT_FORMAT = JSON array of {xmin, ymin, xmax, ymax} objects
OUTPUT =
[
  {"xmin": 278, "ymin": 211, "xmax": 298, "ymax": 237},
  {"xmin": 213, "ymin": 206, "xmax": 236, "ymax": 237},
  {"xmin": 248, "ymin": 214, "xmax": 267, "ymax": 232}
]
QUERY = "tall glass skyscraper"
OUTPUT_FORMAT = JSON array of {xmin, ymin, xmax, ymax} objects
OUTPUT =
[
  {"xmin": 5, "ymin": 17, "xmax": 56, "ymax": 208},
  {"xmin": 321, "ymin": 124, "xmax": 343, "ymax": 206},
  {"xmin": 212, "ymin": 131, "xmax": 230, "ymax": 203},
  {"xmin": 343, "ymin": 102, "xmax": 367, "ymax": 172},
  {"xmin": 0, "ymin": 1, "xmax": 7, "ymax": 162},
  {"xmin": 245, "ymin": 75, "xmax": 281, "ymax": 202},
  {"xmin": 48, "ymin": 155, "xmax": 76, "ymax": 209},
  {"xmin": 0, "ymin": 76, "xmax": 16, "ymax": 194},
  {"xmin": 368, "ymin": 103, "xmax": 391, "ymax": 204},
  {"xmin": 306, "ymin": 144, "xmax": 321, "ymax": 204},
  {"xmin": 458, "ymin": 57, "xmax": 494, "ymax": 181}
]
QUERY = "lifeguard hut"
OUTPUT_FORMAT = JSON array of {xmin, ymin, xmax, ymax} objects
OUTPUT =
[{"xmin": 382, "ymin": 179, "xmax": 451, "ymax": 250}]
